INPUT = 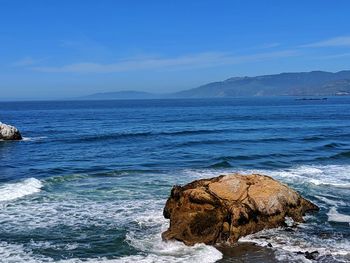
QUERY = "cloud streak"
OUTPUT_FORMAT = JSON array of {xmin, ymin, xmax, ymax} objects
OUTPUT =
[
  {"xmin": 301, "ymin": 36, "xmax": 350, "ymax": 48},
  {"xmin": 314, "ymin": 52, "xmax": 350, "ymax": 60},
  {"xmin": 12, "ymin": 56, "xmax": 48, "ymax": 67},
  {"xmin": 31, "ymin": 50, "xmax": 298, "ymax": 73}
]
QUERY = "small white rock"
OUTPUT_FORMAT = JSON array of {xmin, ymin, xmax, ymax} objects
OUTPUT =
[{"xmin": 0, "ymin": 122, "xmax": 22, "ymax": 140}]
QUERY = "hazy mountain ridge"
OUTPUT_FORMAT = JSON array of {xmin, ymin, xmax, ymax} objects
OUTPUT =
[
  {"xmin": 82, "ymin": 70, "xmax": 350, "ymax": 99},
  {"xmin": 173, "ymin": 70, "xmax": 350, "ymax": 97}
]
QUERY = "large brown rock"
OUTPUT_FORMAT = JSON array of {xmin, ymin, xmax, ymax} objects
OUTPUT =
[{"xmin": 162, "ymin": 174, "xmax": 318, "ymax": 245}]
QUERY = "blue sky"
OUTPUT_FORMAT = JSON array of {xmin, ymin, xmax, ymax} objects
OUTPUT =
[{"xmin": 1, "ymin": 0, "xmax": 350, "ymax": 99}]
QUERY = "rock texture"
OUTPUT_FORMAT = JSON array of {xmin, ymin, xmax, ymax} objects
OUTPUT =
[
  {"xmin": 162, "ymin": 174, "xmax": 319, "ymax": 245},
  {"xmin": 0, "ymin": 122, "xmax": 22, "ymax": 140}
]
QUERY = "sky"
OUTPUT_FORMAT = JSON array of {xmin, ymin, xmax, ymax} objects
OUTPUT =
[{"xmin": 1, "ymin": 0, "xmax": 350, "ymax": 100}]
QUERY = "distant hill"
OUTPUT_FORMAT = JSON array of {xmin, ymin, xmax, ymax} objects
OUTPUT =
[
  {"xmin": 172, "ymin": 70, "xmax": 350, "ymax": 97},
  {"xmin": 82, "ymin": 70, "xmax": 350, "ymax": 100},
  {"xmin": 80, "ymin": 90, "xmax": 159, "ymax": 100}
]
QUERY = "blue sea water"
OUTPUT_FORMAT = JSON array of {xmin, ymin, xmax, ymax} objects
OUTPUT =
[{"xmin": 0, "ymin": 97, "xmax": 349, "ymax": 262}]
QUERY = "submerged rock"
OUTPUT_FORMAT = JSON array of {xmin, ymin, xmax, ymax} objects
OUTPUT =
[
  {"xmin": 0, "ymin": 122, "xmax": 22, "ymax": 140},
  {"xmin": 304, "ymin": 251, "xmax": 319, "ymax": 260},
  {"xmin": 162, "ymin": 174, "xmax": 319, "ymax": 245}
]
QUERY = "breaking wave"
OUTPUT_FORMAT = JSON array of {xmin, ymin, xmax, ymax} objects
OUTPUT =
[{"xmin": 0, "ymin": 178, "xmax": 43, "ymax": 202}]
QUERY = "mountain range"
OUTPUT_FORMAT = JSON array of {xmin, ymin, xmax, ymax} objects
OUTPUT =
[{"xmin": 81, "ymin": 70, "xmax": 350, "ymax": 100}]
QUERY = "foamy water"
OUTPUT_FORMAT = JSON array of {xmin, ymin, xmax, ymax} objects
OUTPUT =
[
  {"xmin": 0, "ymin": 173, "xmax": 223, "ymax": 263},
  {"xmin": 0, "ymin": 178, "xmax": 43, "ymax": 202},
  {"xmin": 327, "ymin": 207, "xmax": 350, "ymax": 225},
  {"xmin": 22, "ymin": 136, "xmax": 47, "ymax": 142},
  {"xmin": 1, "ymin": 98, "xmax": 350, "ymax": 262},
  {"xmin": 0, "ymin": 165, "xmax": 349, "ymax": 262}
]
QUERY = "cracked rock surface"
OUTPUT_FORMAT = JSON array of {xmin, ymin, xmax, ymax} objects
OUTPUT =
[
  {"xmin": 162, "ymin": 174, "xmax": 319, "ymax": 245},
  {"xmin": 0, "ymin": 122, "xmax": 22, "ymax": 140}
]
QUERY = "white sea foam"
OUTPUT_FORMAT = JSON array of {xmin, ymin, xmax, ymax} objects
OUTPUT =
[
  {"xmin": 0, "ymin": 202, "xmax": 222, "ymax": 263},
  {"xmin": 0, "ymin": 178, "xmax": 43, "ymax": 202},
  {"xmin": 125, "ymin": 211, "xmax": 222, "ymax": 263},
  {"xmin": 327, "ymin": 207, "xmax": 350, "ymax": 225},
  {"xmin": 240, "ymin": 225, "xmax": 350, "ymax": 261},
  {"xmin": 309, "ymin": 179, "xmax": 350, "ymax": 188},
  {"xmin": 315, "ymin": 195, "xmax": 346, "ymax": 207},
  {"xmin": 232, "ymin": 164, "xmax": 350, "ymax": 190},
  {"xmin": 182, "ymin": 164, "xmax": 350, "ymax": 188},
  {"xmin": 56, "ymin": 246, "xmax": 222, "ymax": 263},
  {"xmin": 22, "ymin": 136, "xmax": 47, "ymax": 142},
  {"xmin": 0, "ymin": 175, "xmax": 222, "ymax": 263},
  {"xmin": 0, "ymin": 242, "xmax": 36, "ymax": 263},
  {"xmin": 1, "ymin": 165, "xmax": 349, "ymax": 262},
  {"xmin": 0, "ymin": 247, "xmax": 221, "ymax": 263},
  {"xmin": 124, "ymin": 235, "xmax": 222, "ymax": 263}
]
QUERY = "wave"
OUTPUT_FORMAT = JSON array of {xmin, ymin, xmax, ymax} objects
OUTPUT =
[
  {"xmin": 322, "ymin": 142, "xmax": 347, "ymax": 149},
  {"xmin": 211, "ymin": 153, "xmax": 291, "ymax": 163},
  {"xmin": 177, "ymin": 139, "xmax": 234, "ymax": 147},
  {"xmin": 327, "ymin": 207, "xmax": 350, "ymax": 224},
  {"xmin": 302, "ymin": 134, "xmax": 350, "ymax": 142},
  {"xmin": 124, "ymin": 230, "xmax": 222, "ymax": 263},
  {"xmin": 0, "ymin": 178, "xmax": 43, "ymax": 202},
  {"xmin": 66, "ymin": 131, "xmax": 153, "ymax": 143},
  {"xmin": 208, "ymin": 160, "xmax": 232, "ymax": 168},
  {"xmin": 44, "ymin": 169, "xmax": 157, "ymax": 185},
  {"xmin": 330, "ymin": 150, "xmax": 350, "ymax": 159},
  {"xmin": 44, "ymin": 173, "xmax": 87, "ymax": 185},
  {"xmin": 240, "ymin": 227, "xmax": 350, "ymax": 262},
  {"xmin": 123, "ymin": 208, "xmax": 223, "ymax": 263},
  {"xmin": 177, "ymin": 137, "xmax": 292, "ymax": 147},
  {"xmin": 308, "ymin": 179, "xmax": 350, "ymax": 188},
  {"xmin": 301, "ymin": 135, "xmax": 325, "ymax": 141},
  {"xmin": 0, "ymin": 136, "xmax": 47, "ymax": 142},
  {"xmin": 1, "ymin": 164, "xmax": 349, "ymax": 262},
  {"xmin": 181, "ymin": 165, "xmax": 350, "ymax": 198},
  {"xmin": 62, "ymin": 129, "xmax": 226, "ymax": 144},
  {"xmin": 0, "ymin": 242, "xmax": 222, "ymax": 263},
  {"xmin": 22, "ymin": 136, "xmax": 47, "ymax": 142},
  {"xmin": 160, "ymin": 129, "xmax": 223, "ymax": 136},
  {"xmin": 315, "ymin": 195, "xmax": 347, "ymax": 207},
  {"xmin": 58, "ymin": 129, "xmax": 297, "ymax": 145},
  {"xmin": 0, "ymin": 197, "xmax": 222, "ymax": 263},
  {"xmin": 238, "ymin": 164, "xmax": 350, "ymax": 189}
]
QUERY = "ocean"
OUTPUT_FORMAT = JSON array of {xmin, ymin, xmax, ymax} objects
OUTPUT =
[{"xmin": 0, "ymin": 97, "xmax": 349, "ymax": 262}]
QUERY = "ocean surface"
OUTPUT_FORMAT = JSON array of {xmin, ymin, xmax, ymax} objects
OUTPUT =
[{"xmin": 0, "ymin": 97, "xmax": 349, "ymax": 263}]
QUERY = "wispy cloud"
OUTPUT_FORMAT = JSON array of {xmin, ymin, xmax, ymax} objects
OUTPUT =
[
  {"xmin": 315, "ymin": 52, "xmax": 350, "ymax": 60},
  {"xmin": 31, "ymin": 50, "xmax": 298, "ymax": 73},
  {"xmin": 301, "ymin": 36, "xmax": 350, "ymax": 48},
  {"xmin": 12, "ymin": 56, "xmax": 48, "ymax": 67}
]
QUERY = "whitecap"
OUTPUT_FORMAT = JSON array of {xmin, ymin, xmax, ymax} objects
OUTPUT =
[
  {"xmin": 231, "ymin": 164, "xmax": 350, "ymax": 190},
  {"xmin": 327, "ymin": 207, "xmax": 350, "ymax": 224},
  {"xmin": 22, "ymin": 136, "xmax": 47, "ymax": 141},
  {"xmin": 315, "ymin": 195, "xmax": 346, "ymax": 207},
  {"xmin": 125, "ymin": 207, "xmax": 222, "ymax": 263},
  {"xmin": 240, "ymin": 226, "xmax": 350, "ymax": 261},
  {"xmin": 0, "ymin": 187, "xmax": 219, "ymax": 263},
  {"xmin": 0, "ymin": 241, "xmax": 45, "ymax": 263},
  {"xmin": 125, "ymin": 229, "xmax": 222, "ymax": 263},
  {"xmin": 0, "ymin": 241, "xmax": 222, "ymax": 263},
  {"xmin": 1, "ymin": 165, "xmax": 348, "ymax": 262},
  {"xmin": 0, "ymin": 178, "xmax": 43, "ymax": 202},
  {"xmin": 57, "ymin": 247, "xmax": 222, "ymax": 263},
  {"xmin": 309, "ymin": 179, "xmax": 350, "ymax": 188}
]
